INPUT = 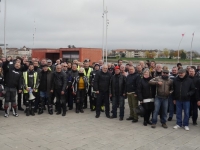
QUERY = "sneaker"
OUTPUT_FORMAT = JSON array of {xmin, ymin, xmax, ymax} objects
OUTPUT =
[
  {"xmin": 4, "ymin": 113, "xmax": 9, "ymax": 118},
  {"xmin": 168, "ymin": 117, "xmax": 172, "ymax": 121},
  {"xmin": 184, "ymin": 126, "xmax": 189, "ymax": 131},
  {"xmin": 162, "ymin": 124, "xmax": 168, "ymax": 128},
  {"xmin": 173, "ymin": 125, "xmax": 181, "ymax": 129},
  {"xmin": 151, "ymin": 124, "xmax": 156, "ymax": 128},
  {"xmin": 13, "ymin": 113, "xmax": 19, "ymax": 117}
]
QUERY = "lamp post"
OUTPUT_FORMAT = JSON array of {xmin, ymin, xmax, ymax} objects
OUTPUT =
[
  {"xmin": 105, "ymin": 7, "xmax": 108, "ymax": 64},
  {"xmin": 102, "ymin": 0, "xmax": 105, "ymax": 62},
  {"xmin": 4, "ymin": 0, "xmax": 7, "ymax": 58}
]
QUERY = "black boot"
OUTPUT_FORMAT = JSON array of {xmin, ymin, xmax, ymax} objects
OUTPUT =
[
  {"xmin": 26, "ymin": 107, "xmax": 30, "ymax": 116},
  {"xmin": 56, "ymin": 102, "xmax": 61, "ymax": 115},
  {"xmin": 38, "ymin": 97, "xmax": 44, "ymax": 115},
  {"xmin": 62, "ymin": 104, "xmax": 66, "ymax": 116},
  {"xmin": 30, "ymin": 108, "xmax": 35, "ymax": 116},
  {"xmin": 38, "ymin": 108, "xmax": 43, "ymax": 114},
  {"xmin": 30, "ymin": 100, "xmax": 35, "ymax": 116},
  {"xmin": 4, "ymin": 106, "xmax": 9, "ymax": 118},
  {"xmin": 48, "ymin": 105, "xmax": 53, "ymax": 115}
]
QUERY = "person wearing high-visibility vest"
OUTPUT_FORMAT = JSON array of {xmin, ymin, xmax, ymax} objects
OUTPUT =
[
  {"xmin": 23, "ymin": 63, "xmax": 39, "ymax": 116},
  {"xmin": 83, "ymin": 61, "xmax": 93, "ymax": 109}
]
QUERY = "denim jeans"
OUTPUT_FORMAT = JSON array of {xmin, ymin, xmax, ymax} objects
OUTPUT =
[
  {"xmin": 112, "ymin": 96, "xmax": 125, "ymax": 118},
  {"xmin": 168, "ymin": 95, "xmax": 174, "ymax": 118},
  {"xmin": 176, "ymin": 100, "xmax": 190, "ymax": 127},
  {"xmin": 40, "ymin": 91, "xmax": 49, "ymax": 98},
  {"xmin": 152, "ymin": 96, "xmax": 168, "ymax": 124}
]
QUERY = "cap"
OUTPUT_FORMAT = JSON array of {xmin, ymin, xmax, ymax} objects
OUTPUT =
[
  {"xmin": 47, "ymin": 59, "xmax": 52, "ymax": 63},
  {"xmin": 114, "ymin": 66, "xmax": 120, "ymax": 70},
  {"xmin": 177, "ymin": 63, "xmax": 182, "ymax": 66},
  {"xmin": 178, "ymin": 69, "xmax": 186, "ymax": 74},
  {"xmin": 94, "ymin": 63, "xmax": 100, "ymax": 67},
  {"xmin": 162, "ymin": 69, "xmax": 169, "ymax": 73},
  {"xmin": 42, "ymin": 64, "xmax": 48, "ymax": 68}
]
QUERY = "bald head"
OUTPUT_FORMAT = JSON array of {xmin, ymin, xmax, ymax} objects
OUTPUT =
[{"xmin": 56, "ymin": 65, "xmax": 62, "ymax": 72}]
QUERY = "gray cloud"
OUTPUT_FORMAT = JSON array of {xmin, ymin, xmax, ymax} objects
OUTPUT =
[{"xmin": 0, "ymin": 0, "xmax": 199, "ymax": 52}]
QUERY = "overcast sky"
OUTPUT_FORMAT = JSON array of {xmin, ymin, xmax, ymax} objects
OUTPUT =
[{"xmin": 0, "ymin": 0, "xmax": 200, "ymax": 51}]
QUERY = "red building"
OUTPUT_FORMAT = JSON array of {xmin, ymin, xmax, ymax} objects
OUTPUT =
[{"xmin": 31, "ymin": 47, "xmax": 102, "ymax": 64}]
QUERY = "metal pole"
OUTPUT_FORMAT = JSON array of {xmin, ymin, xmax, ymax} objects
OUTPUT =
[
  {"xmin": 102, "ymin": 0, "xmax": 105, "ymax": 62},
  {"xmin": 190, "ymin": 33, "xmax": 194, "ymax": 66},
  {"xmin": 105, "ymin": 7, "xmax": 108, "ymax": 64},
  {"xmin": 4, "ymin": 0, "xmax": 7, "ymax": 58}
]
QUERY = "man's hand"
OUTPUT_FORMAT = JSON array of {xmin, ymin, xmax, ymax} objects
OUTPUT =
[
  {"xmin": 50, "ymin": 90, "xmax": 53, "ymax": 93},
  {"xmin": 18, "ymin": 90, "xmax": 22, "ymax": 93},
  {"xmin": 173, "ymin": 100, "xmax": 176, "ymax": 104},
  {"xmin": 26, "ymin": 87, "xmax": 30, "ymax": 92},
  {"xmin": 109, "ymin": 94, "xmax": 112, "ymax": 97},
  {"xmin": 61, "ymin": 91, "xmax": 64, "ymax": 95},
  {"xmin": 157, "ymin": 81, "xmax": 163, "ymax": 85},
  {"xmin": 134, "ymin": 94, "xmax": 137, "ymax": 97},
  {"xmin": 96, "ymin": 91, "xmax": 99, "ymax": 94}
]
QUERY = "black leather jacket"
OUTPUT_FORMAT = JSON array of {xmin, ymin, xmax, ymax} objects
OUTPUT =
[
  {"xmin": 52, "ymin": 71, "xmax": 67, "ymax": 91},
  {"xmin": 172, "ymin": 75, "xmax": 195, "ymax": 101},
  {"xmin": 109, "ymin": 74, "xmax": 126, "ymax": 96},
  {"xmin": 93, "ymin": 71, "xmax": 111, "ymax": 92},
  {"xmin": 126, "ymin": 72, "xmax": 140, "ymax": 93}
]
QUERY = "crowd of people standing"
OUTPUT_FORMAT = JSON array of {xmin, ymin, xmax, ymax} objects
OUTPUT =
[{"xmin": 0, "ymin": 56, "xmax": 200, "ymax": 131}]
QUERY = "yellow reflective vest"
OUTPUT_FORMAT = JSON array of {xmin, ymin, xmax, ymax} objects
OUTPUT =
[{"xmin": 23, "ymin": 71, "xmax": 38, "ymax": 93}]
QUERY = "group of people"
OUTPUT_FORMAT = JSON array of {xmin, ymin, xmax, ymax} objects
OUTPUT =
[{"xmin": 0, "ymin": 56, "xmax": 200, "ymax": 131}]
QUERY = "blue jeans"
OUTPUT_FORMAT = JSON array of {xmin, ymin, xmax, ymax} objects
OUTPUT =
[
  {"xmin": 40, "ymin": 91, "xmax": 49, "ymax": 98},
  {"xmin": 112, "ymin": 96, "xmax": 125, "ymax": 118},
  {"xmin": 168, "ymin": 95, "xmax": 174, "ymax": 118},
  {"xmin": 176, "ymin": 100, "xmax": 190, "ymax": 127},
  {"xmin": 152, "ymin": 96, "xmax": 168, "ymax": 124}
]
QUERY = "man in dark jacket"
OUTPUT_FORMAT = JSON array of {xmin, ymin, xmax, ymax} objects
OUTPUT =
[
  {"xmin": 51, "ymin": 65, "xmax": 67, "ymax": 116},
  {"xmin": 89, "ymin": 63, "xmax": 100, "ymax": 111},
  {"xmin": 149, "ymin": 69, "xmax": 173, "ymax": 128},
  {"xmin": 188, "ymin": 68, "xmax": 199, "ymax": 125},
  {"xmin": 126, "ymin": 66, "xmax": 140, "ymax": 122},
  {"xmin": 3, "ymin": 58, "xmax": 23, "ymax": 117},
  {"xmin": 93, "ymin": 64, "xmax": 111, "ymax": 118},
  {"xmin": 173, "ymin": 69, "xmax": 195, "ymax": 131},
  {"xmin": 38, "ymin": 65, "xmax": 53, "ymax": 115},
  {"xmin": 109, "ymin": 66, "xmax": 126, "ymax": 121},
  {"xmin": 67, "ymin": 63, "xmax": 79, "ymax": 110}
]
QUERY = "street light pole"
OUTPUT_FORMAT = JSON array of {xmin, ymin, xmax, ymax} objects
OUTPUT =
[
  {"xmin": 4, "ymin": 0, "xmax": 7, "ymax": 58},
  {"xmin": 105, "ymin": 7, "xmax": 108, "ymax": 64},
  {"xmin": 102, "ymin": 0, "xmax": 105, "ymax": 62}
]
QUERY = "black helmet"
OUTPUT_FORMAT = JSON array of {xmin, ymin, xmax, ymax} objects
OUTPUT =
[{"xmin": 134, "ymin": 105, "xmax": 145, "ymax": 117}]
